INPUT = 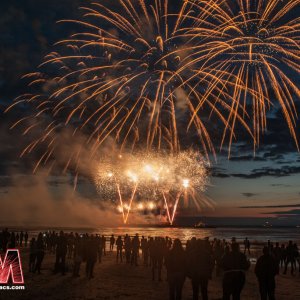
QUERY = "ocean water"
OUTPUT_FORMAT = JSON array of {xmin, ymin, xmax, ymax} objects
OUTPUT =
[{"xmin": 26, "ymin": 226, "xmax": 300, "ymax": 244}]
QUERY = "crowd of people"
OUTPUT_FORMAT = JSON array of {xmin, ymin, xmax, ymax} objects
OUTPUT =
[{"xmin": 0, "ymin": 228, "xmax": 299, "ymax": 300}]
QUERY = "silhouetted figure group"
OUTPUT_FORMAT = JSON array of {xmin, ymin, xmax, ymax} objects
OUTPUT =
[
  {"xmin": 1, "ymin": 228, "xmax": 299, "ymax": 300},
  {"xmin": 0, "ymin": 228, "xmax": 29, "ymax": 253}
]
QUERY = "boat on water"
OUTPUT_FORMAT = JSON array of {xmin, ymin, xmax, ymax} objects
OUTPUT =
[
  {"xmin": 194, "ymin": 221, "xmax": 217, "ymax": 229},
  {"xmin": 263, "ymin": 221, "xmax": 273, "ymax": 228}
]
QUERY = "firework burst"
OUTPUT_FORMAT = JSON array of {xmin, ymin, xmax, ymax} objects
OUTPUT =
[
  {"xmin": 6, "ymin": 0, "xmax": 255, "ymax": 178},
  {"xmin": 94, "ymin": 150, "xmax": 211, "ymax": 224},
  {"xmin": 180, "ymin": 0, "xmax": 300, "ymax": 154}
]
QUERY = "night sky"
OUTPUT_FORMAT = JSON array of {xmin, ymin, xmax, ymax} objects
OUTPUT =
[{"xmin": 0, "ymin": 0, "xmax": 299, "ymax": 226}]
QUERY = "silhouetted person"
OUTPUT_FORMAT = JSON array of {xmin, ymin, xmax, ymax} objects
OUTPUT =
[
  {"xmin": 55, "ymin": 231, "xmax": 68, "ymax": 275},
  {"xmin": 284, "ymin": 241, "xmax": 296, "ymax": 275},
  {"xmin": 131, "ymin": 234, "xmax": 140, "ymax": 266},
  {"xmin": 9, "ymin": 232, "xmax": 16, "ymax": 248},
  {"xmin": 188, "ymin": 239, "xmax": 214, "ymax": 300},
  {"xmin": 116, "ymin": 236, "xmax": 123, "ymax": 263},
  {"xmin": 255, "ymin": 246, "xmax": 279, "ymax": 300},
  {"xmin": 29, "ymin": 238, "xmax": 37, "ymax": 272},
  {"xmin": 73, "ymin": 233, "xmax": 84, "ymax": 277},
  {"xmin": 272, "ymin": 243, "xmax": 281, "ymax": 273},
  {"xmin": 221, "ymin": 242, "xmax": 250, "ymax": 300},
  {"xmin": 20, "ymin": 231, "xmax": 24, "ymax": 247},
  {"xmin": 294, "ymin": 243, "xmax": 300, "ymax": 273},
  {"xmin": 24, "ymin": 231, "xmax": 29, "ymax": 248},
  {"xmin": 16, "ymin": 232, "xmax": 19, "ymax": 246},
  {"xmin": 151, "ymin": 238, "xmax": 165, "ymax": 281},
  {"xmin": 2, "ymin": 228, "xmax": 10, "ymax": 252},
  {"xmin": 165, "ymin": 239, "xmax": 186, "ymax": 300},
  {"xmin": 124, "ymin": 234, "xmax": 131, "ymax": 264},
  {"xmin": 110, "ymin": 235, "xmax": 115, "ymax": 251},
  {"xmin": 101, "ymin": 235, "xmax": 106, "ymax": 255},
  {"xmin": 213, "ymin": 239, "xmax": 223, "ymax": 276},
  {"xmin": 141, "ymin": 236, "xmax": 149, "ymax": 266},
  {"xmin": 243, "ymin": 238, "xmax": 250, "ymax": 255},
  {"xmin": 34, "ymin": 233, "xmax": 45, "ymax": 274},
  {"xmin": 67, "ymin": 232, "xmax": 74, "ymax": 259},
  {"xmin": 97, "ymin": 235, "xmax": 103, "ymax": 263},
  {"xmin": 279, "ymin": 244, "xmax": 286, "ymax": 268},
  {"xmin": 86, "ymin": 235, "xmax": 98, "ymax": 279}
]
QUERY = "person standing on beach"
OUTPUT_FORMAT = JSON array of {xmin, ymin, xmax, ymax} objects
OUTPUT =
[
  {"xmin": 96, "ymin": 234, "xmax": 102, "ymax": 263},
  {"xmin": 283, "ymin": 240, "xmax": 296, "ymax": 275},
  {"xmin": 1, "ymin": 228, "xmax": 10, "ymax": 252},
  {"xmin": 110, "ymin": 234, "xmax": 115, "ymax": 251},
  {"xmin": 124, "ymin": 234, "xmax": 131, "ymax": 264},
  {"xmin": 54, "ymin": 231, "xmax": 68, "ymax": 275},
  {"xmin": 187, "ymin": 239, "xmax": 214, "ymax": 300},
  {"xmin": 221, "ymin": 242, "xmax": 250, "ymax": 300},
  {"xmin": 86, "ymin": 235, "xmax": 98, "ymax": 279},
  {"xmin": 34, "ymin": 232, "xmax": 45, "ymax": 274},
  {"xmin": 131, "ymin": 234, "xmax": 140, "ymax": 266},
  {"xmin": 151, "ymin": 237, "xmax": 164, "ymax": 281},
  {"xmin": 116, "ymin": 236, "xmax": 123, "ymax": 263},
  {"xmin": 255, "ymin": 246, "xmax": 279, "ymax": 300},
  {"xmin": 243, "ymin": 238, "xmax": 251, "ymax": 255},
  {"xmin": 29, "ymin": 237, "xmax": 37, "ymax": 272},
  {"xmin": 73, "ymin": 233, "xmax": 84, "ymax": 277},
  {"xmin": 165, "ymin": 239, "xmax": 186, "ymax": 300},
  {"xmin": 24, "ymin": 231, "xmax": 29, "ymax": 247},
  {"xmin": 272, "ymin": 243, "xmax": 281, "ymax": 273},
  {"xmin": 10, "ymin": 232, "xmax": 16, "ymax": 248},
  {"xmin": 101, "ymin": 235, "xmax": 106, "ymax": 256},
  {"xmin": 141, "ymin": 236, "xmax": 149, "ymax": 266},
  {"xmin": 20, "ymin": 231, "xmax": 24, "ymax": 247}
]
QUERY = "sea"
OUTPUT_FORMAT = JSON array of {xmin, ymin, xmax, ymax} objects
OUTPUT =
[{"xmin": 20, "ymin": 226, "xmax": 300, "ymax": 244}]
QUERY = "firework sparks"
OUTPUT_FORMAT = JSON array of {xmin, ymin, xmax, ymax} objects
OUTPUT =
[
  {"xmin": 94, "ymin": 150, "xmax": 211, "ymax": 224},
  {"xmin": 6, "ymin": 0, "xmax": 257, "ymax": 178},
  {"xmin": 180, "ymin": 0, "xmax": 300, "ymax": 155}
]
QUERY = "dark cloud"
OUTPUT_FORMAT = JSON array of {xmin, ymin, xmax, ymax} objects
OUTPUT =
[
  {"xmin": 231, "ymin": 165, "xmax": 300, "ymax": 179},
  {"xmin": 262, "ymin": 209, "xmax": 300, "ymax": 216},
  {"xmin": 240, "ymin": 204, "xmax": 300, "ymax": 209},
  {"xmin": 211, "ymin": 167, "xmax": 230, "ymax": 178},
  {"xmin": 229, "ymin": 155, "xmax": 266, "ymax": 162},
  {"xmin": 241, "ymin": 193, "xmax": 258, "ymax": 198}
]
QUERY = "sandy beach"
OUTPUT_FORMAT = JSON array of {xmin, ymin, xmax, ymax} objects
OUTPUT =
[{"xmin": 2, "ymin": 246, "xmax": 300, "ymax": 300}]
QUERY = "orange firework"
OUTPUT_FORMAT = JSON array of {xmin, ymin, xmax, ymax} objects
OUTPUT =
[
  {"xmin": 179, "ymin": 0, "xmax": 300, "ymax": 155},
  {"xmin": 6, "ymin": 0, "xmax": 253, "ymax": 177}
]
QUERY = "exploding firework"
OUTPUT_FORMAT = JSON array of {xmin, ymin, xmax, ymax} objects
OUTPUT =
[
  {"xmin": 94, "ymin": 150, "xmax": 211, "ymax": 224},
  {"xmin": 6, "ymin": 0, "xmax": 255, "ymax": 178},
  {"xmin": 179, "ymin": 0, "xmax": 300, "ymax": 154}
]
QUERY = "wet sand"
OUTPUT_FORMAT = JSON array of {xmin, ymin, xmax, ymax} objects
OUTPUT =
[{"xmin": 2, "ymin": 247, "xmax": 300, "ymax": 300}]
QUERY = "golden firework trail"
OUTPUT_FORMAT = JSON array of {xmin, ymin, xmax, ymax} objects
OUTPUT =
[
  {"xmin": 6, "ymin": 0, "xmax": 256, "ymax": 177},
  {"xmin": 178, "ymin": 0, "xmax": 300, "ymax": 155}
]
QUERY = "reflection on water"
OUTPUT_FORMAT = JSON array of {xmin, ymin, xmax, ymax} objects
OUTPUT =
[
  {"xmin": 94, "ymin": 227, "xmax": 300, "ymax": 243},
  {"xmin": 25, "ymin": 227, "xmax": 300, "ymax": 243}
]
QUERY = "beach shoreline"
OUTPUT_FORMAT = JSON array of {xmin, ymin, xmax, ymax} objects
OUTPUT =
[{"xmin": 1, "ymin": 237, "xmax": 299, "ymax": 300}]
